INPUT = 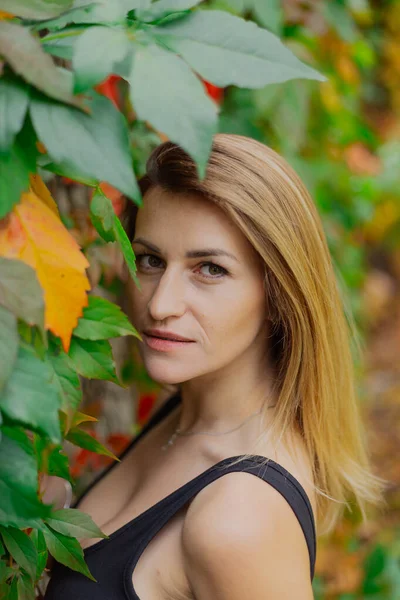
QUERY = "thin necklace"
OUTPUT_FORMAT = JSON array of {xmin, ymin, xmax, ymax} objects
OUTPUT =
[{"xmin": 161, "ymin": 404, "xmax": 275, "ymax": 452}]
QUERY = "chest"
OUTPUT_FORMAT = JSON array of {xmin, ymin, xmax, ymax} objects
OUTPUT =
[
  {"xmin": 76, "ymin": 435, "xmax": 200, "ymax": 600},
  {"xmin": 72, "ymin": 422, "xmax": 315, "ymax": 600}
]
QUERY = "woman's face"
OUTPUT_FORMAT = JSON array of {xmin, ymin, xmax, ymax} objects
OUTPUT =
[{"xmin": 127, "ymin": 185, "xmax": 269, "ymax": 386}]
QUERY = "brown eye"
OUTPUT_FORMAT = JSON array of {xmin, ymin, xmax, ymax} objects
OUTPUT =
[
  {"xmin": 136, "ymin": 253, "xmax": 163, "ymax": 270},
  {"xmin": 135, "ymin": 254, "xmax": 228, "ymax": 280},
  {"xmin": 197, "ymin": 262, "xmax": 228, "ymax": 279}
]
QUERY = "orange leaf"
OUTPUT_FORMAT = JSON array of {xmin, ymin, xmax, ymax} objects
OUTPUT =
[
  {"xmin": 95, "ymin": 75, "xmax": 122, "ymax": 109},
  {"xmin": 0, "ymin": 10, "xmax": 13, "ymax": 20},
  {"xmin": 0, "ymin": 187, "xmax": 91, "ymax": 352},
  {"xmin": 203, "ymin": 80, "xmax": 224, "ymax": 104}
]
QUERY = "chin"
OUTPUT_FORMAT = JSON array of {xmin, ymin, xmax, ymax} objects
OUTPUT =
[
  {"xmin": 143, "ymin": 359, "xmax": 202, "ymax": 387},
  {"xmin": 143, "ymin": 362, "xmax": 186, "ymax": 386}
]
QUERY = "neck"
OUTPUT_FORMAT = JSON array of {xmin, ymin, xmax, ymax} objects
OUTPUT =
[{"xmin": 176, "ymin": 365, "xmax": 278, "ymax": 436}]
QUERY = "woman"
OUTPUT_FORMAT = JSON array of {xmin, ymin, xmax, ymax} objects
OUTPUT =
[{"xmin": 44, "ymin": 134, "xmax": 386, "ymax": 600}]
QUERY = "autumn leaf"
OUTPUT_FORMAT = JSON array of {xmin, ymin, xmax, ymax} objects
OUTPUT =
[
  {"xmin": 0, "ymin": 11, "xmax": 13, "ymax": 20},
  {"xmin": 202, "ymin": 79, "xmax": 224, "ymax": 104},
  {"xmin": 0, "ymin": 184, "xmax": 90, "ymax": 352},
  {"xmin": 29, "ymin": 173, "xmax": 60, "ymax": 216},
  {"xmin": 95, "ymin": 75, "xmax": 122, "ymax": 110},
  {"xmin": 36, "ymin": 141, "xmax": 47, "ymax": 154}
]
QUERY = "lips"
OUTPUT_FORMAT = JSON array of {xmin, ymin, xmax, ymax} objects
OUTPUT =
[
  {"xmin": 143, "ymin": 333, "xmax": 195, "ymax": 351},
  {"xmin": 143, "ymin": 329, "xmax": 194, "ymax": 342}
]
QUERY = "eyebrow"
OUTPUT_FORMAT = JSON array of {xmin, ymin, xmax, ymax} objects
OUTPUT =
[{"xmin": 132, "ymin": 237, "xmax": 239, "ymax": 262}]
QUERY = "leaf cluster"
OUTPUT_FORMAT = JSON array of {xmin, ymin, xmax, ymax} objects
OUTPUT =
[{"xmin": 0, "ymin": 0, "xmax": 327, "ymax": 594}]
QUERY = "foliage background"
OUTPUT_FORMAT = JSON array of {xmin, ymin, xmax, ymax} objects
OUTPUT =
[{"xmin": 70, "ymin": 1, "xmax": 400, "ymax": 598}]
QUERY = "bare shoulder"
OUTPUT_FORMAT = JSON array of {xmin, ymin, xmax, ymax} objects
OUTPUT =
[{"xmin": 181, "ymin": 469, "xmax": 314, "ymax": 599}]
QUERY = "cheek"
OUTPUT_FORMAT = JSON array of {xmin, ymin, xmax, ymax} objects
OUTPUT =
[
  {"xmin": 204, "ymin": 284, "xmax": 266, "ymax": 345},
  {"xmin": 127, "ymin": 283, "xmax": 148, "ymax": 324}
]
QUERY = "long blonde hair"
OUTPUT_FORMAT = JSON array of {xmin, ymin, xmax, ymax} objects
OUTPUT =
[{"xmin": 122, "ymin": 133, "xmax": 387, "ymax": 537}]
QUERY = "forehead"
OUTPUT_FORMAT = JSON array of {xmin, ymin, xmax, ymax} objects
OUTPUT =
[
  {"xmin": 137, "ymin": 185, "xmax": 223, "ymax": 226},
  {"xmin": 134, "ymin": 185, "xmax": 263, "ymax": 267},
  {"xmin": 136, "ymin": 186, "xmax": 236, "ymax": 240}
]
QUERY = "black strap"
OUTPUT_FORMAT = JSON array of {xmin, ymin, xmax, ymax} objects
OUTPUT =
[{"xmin": 123, "ymin": 455, "xmax": 317, "ymax": 587}]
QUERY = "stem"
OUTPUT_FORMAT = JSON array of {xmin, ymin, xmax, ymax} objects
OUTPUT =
[{"xmin": 40, "ymin": 29, "xmax": 82, "ymax": 43}]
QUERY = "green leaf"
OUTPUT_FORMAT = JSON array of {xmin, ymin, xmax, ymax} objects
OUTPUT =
[
  {"xmin": 0, "ymin": 257, "xmax": 46, "ymax": 337},
  {"xmin": 37, "ymin": 0, "xmax": 129, "ymax": 29},
  {"xmin": 90, "ymin": 189, "xmax": 116, "ymax": 242},
  {"xmin": 151, "ymin": 10, "xmax": 327, "ymax": 87},
  {"xmin": 45, "ymin": 349, "xmax": 82, "ymax": 414},
  {"xmin": 66, "ymin": 427, "xmax": 120, "ymax": 461},
  {"xmin": 42, "ymin": 523, "xmax": 96, "ymax": 582},
  {"xmin": 73, "ymin": 295, "xmax": 141, "ymax": 341},
  {"xmin": 42, "ymin": 37, "xmax": 75, "ymax": 60},
  {"xmin": 67, "ymin": 337, "xmax": 121, "ymax": 385},
  {"xmin": 252, "ymin": 0, "xmax": 284, "ymax": 35},
  {"xmin": 45, "ymin": 508, "xmax": 109, "ymax": 539},
  {"xmin": 0, "ymin": 306, "xmax": 18, "ymax": 396},
  {"xmin": 0, "ymin": 76, "xmax": 30, "ymax": 156},
  {"xmin": 363, "ymin": 543, "xmax": 387, "ymax": 581},
  {"xmin": 0, "ymin": 345, "xmax": 62, "ymax": 443},
  {"xmin": 72, "ymin": 25, "xmax": 130, "ymax": 93},
  {"xmin": 0, "ymin": 0, "xmax": 73, "ymax": 19},
  {"xmin": 0, "ymin": 558, "xmax": 14, "ymax": 583},
  {"xmin": 270, "ymin": 79, "xmax": 310, "ymax": 151},
  {"xmin": 0, "ymin": 120, "xmax": 38, "ymax": 219},
  {"xmin": 321, "ymin": 2, "xmax": 358, "ymax": 43},
  {"xmin": 129, "ymin": 41, "xmax": 218, "ymax": 180},
  {"xmin": 3, "ymin": 576, "xmax": 18, "ymax": 600},
  {"xmin": 32, "ymin": 3, "xmax": 98, "ymax": 30},
  {"xmin": 36, "ymin": 439, "xmax": 72, "ymax": 481},
  {"xmin": 113, "ymin": 215, "xmax": 142, "ymax": 287},
  {"xmin": 29, "ymin": 529, "xmax": 48, "ymax": 582},
  {"xmin": 30, "ymin": 91, "xmax": 141, "ymax": 203},
  {"xmin": 75, "ymin": 0, "xmax": 128, "ymax": 23},
  {"xmin": 33, "ymin": 425, "xmax": 71, "ymax": 474},
  {"xmin": 0, "ymin": 22, "xmax": 86, "ymax": 110},
  {"xmin": 0, "ymin": 526, "xmax": 37, "ymax": 582},
  {"xmin": 136, "ymin": 0, "xmax": 202, "ymax": 22},
  {"xmin": 31, "ymin": 325, "xmax": 48, "ymax": 360},
  {"xmin": 89, "ymin": 189, "xmax": 142, "ymax": 288},
  {"xmin": 16, "ymin": 570, "xmax": 35, "ymax": 600},
  {"xmin": 37, "ymin": 156, "xmax": 98, "ymax": 186},
  {"xmin": 40, "ymin": 25, "xmax": 85, "ymax": 59}
]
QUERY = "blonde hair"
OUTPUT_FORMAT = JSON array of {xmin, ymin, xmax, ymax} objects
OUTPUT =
[{"xmin": 122, "ymin": 133, "xmax": 388, "ymax": 537}]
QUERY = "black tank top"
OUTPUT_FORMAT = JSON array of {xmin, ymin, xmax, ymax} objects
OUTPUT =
[{"xmin": 44, "ymin": 390, "xmax": 317, "ymax": 599}]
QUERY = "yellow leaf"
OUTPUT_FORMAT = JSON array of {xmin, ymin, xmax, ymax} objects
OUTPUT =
[
  {"xmin": 320, "ymin": 80, "xmax": 342, "ymax": 113},
  {"xmin": 71, "ymin": 411, "xmax": 99, "ymax": 429},
  {"xmin": 362, "ymin": 199, "xmax": 400, "ymax": 243},
  {"xmin": 0, "ymin": 189, "xmax": 91, "ymax": 352},
  {"xmin": 29, "ymin": 174, "xmax": 60, "ymax": 217}
]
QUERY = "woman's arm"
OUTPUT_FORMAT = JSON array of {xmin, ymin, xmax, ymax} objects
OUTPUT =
[{"xmin": 181, "ymin": 472, "xmax": 314, "ymax": 599}]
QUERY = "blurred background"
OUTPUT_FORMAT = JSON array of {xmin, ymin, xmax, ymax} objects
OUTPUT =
[{"xmin": 45, "ymin": 1, "xmax": 400, "ymax": 597}]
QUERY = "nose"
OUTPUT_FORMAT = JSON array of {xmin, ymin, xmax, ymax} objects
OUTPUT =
[{"xmin": 147, "ymin": 267, "xmax": 186, "ymax": 321}]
